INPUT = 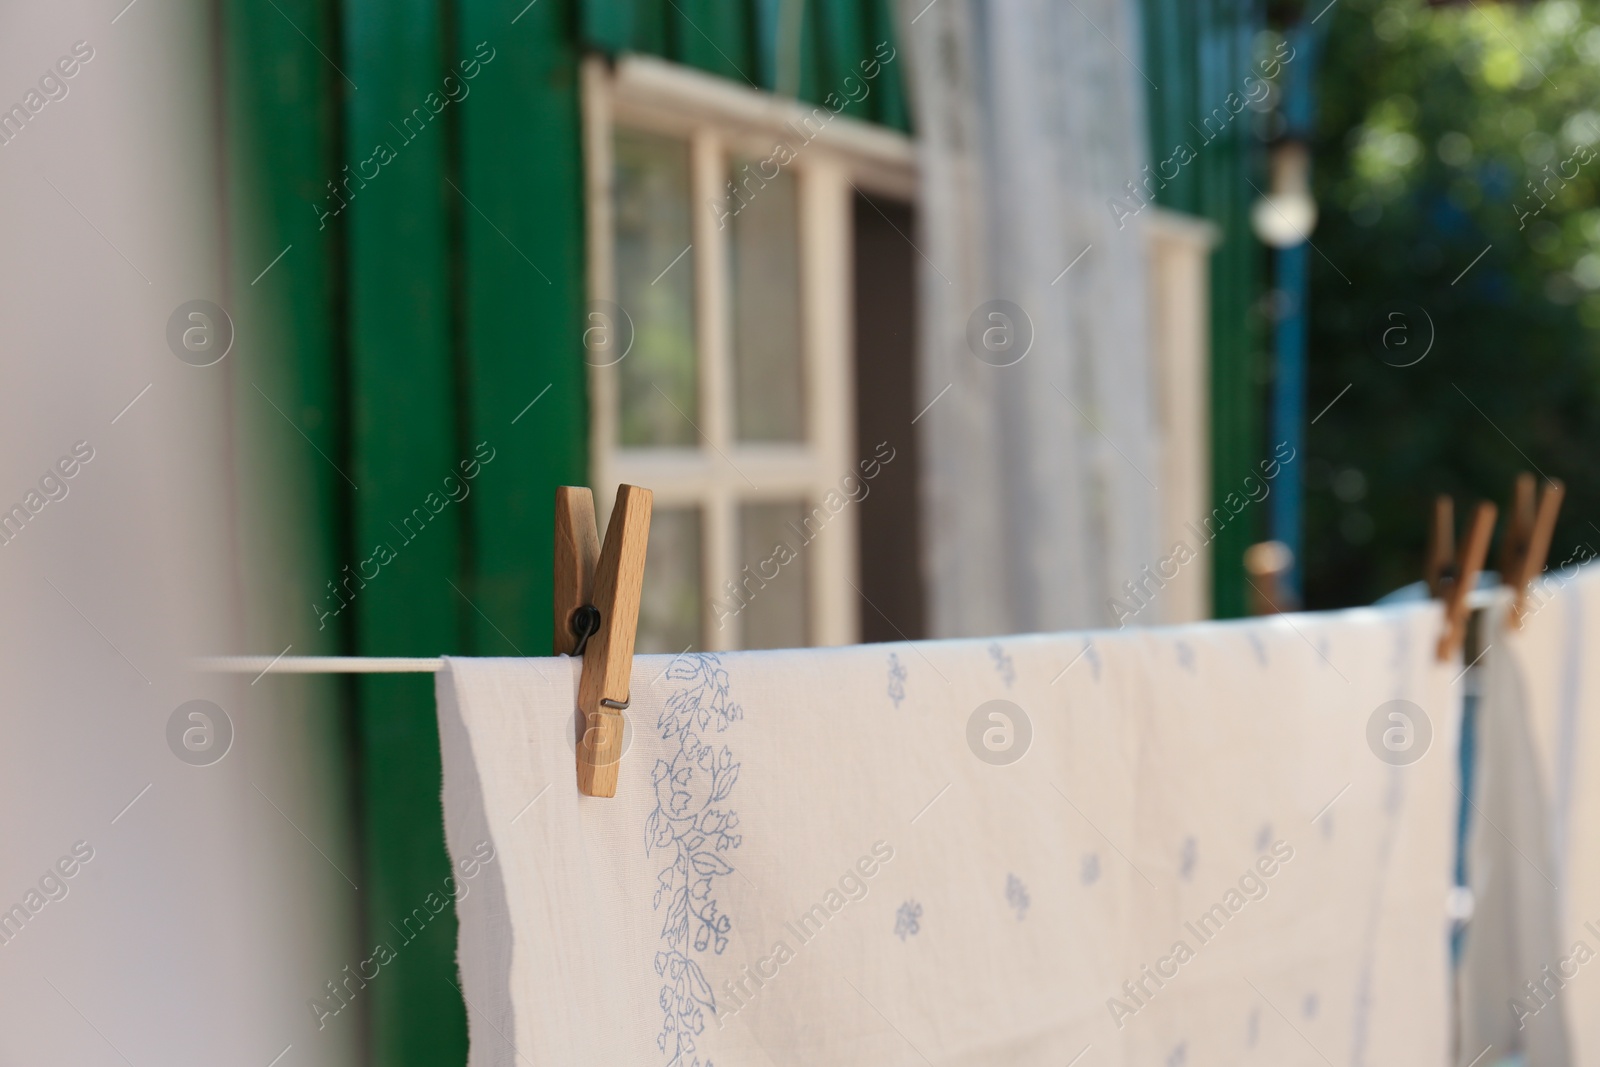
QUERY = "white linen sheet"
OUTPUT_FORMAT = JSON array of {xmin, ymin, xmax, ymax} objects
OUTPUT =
[
  {"xmin": 1461, "ymin": 564, "xmax": 1600, "ymax": 1066},
  {"xmin": 437, "ymin": 603, "xmax": 1458, "ymax": 1066}
]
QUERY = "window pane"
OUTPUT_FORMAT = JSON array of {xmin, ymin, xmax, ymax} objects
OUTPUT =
[
  {"xmin": 737, "ymin": 501, "xmax": 809, "ymax": 649},
  {"xmin": 614, "ymin": 129, "xmax": 697, "ymax": 447},
  {"xmin": 728, "ymin": 159, "xmax": 804, "ymax": 442},
  {"xmin": 637, "ymin": 506, "xmax": 702, "ymax": 654}
]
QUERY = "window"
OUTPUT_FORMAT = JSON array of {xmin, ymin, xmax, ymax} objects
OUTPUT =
[{"xmin": 583, "ymin": 56, "xmax": 916, "ymax": 653}]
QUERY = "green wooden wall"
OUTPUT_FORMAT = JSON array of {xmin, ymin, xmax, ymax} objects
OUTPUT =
[
  {"xmin": 224, "ymin": 0, "xmax": 585, "ymax": 1063},
  {"xmin": 581, "ymin": 0, "xmax": 908, "ymax": 129},
  {"xmin": 1141, "ymin": 0, "xmax": 1267, "ymax": 619},
  {"xmin": 224, "ymin": 0, "xmax": 898, "ymax": 1064}
]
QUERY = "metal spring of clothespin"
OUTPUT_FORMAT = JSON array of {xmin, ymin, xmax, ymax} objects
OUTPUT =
[{"xmin": 554, "ymin": 484, "xmax": 652, "ymax": 797}]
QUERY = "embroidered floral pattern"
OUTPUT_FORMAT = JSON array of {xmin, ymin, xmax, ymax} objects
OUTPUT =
[
  {"xmin": 647, "ymin": 654, "xmax": 743, "ymax": 1067},
  {"xmin": 894, "ymin": 900, "xmax": 922, "ymax": 940},
  {"xmin": 1247, "ymin": 632, "xmax": 1268, "ymax": 667},
  {"xmin": 887, "ymin": 652, "xmax": 907, "ymax": 708},
  {"xmin": 989, "ymin": 642, "xmax": 1016, "ymax": 688},
  {"xmin": 1005, "ymin": 874, "xmax": 1030, "ymax": 919}
]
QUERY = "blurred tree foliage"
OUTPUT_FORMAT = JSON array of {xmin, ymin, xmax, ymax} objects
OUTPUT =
[{"xmin": 1305, "ymin": 0, "xmax": 1600, "ymax": 607}]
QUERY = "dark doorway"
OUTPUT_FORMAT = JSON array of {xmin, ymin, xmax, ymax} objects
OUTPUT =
[{"xmin": 852, "ymin": 190, "xmax": 925, "ymax": 642}]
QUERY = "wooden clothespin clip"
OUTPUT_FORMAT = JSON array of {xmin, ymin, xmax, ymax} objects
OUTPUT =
[
  {"xmin": 554, "ymin": 484, "xmax": 652, "ymax": 797},
  {"xmin": 1500, "ymin": 472, "xmax": 1565, "ymax": 628},
  {"xmin": 1434, "ymin": 498, "xmax": 1497, "ymax": 662},
  {"xmin": 1424, "ymin": 495, "xmax": 1454, "ymax": 600}
]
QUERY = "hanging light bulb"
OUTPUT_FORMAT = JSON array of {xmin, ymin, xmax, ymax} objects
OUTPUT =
[{"xmin": 1251, "ymin": 140, "xmax": 1318, "ymax": 248}]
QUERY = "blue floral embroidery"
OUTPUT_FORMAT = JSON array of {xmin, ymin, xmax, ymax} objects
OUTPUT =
[
  {"xmin": 1247, "ymin": 632, "xmax": 1268, "ymax": 667},
  {"xmin": 887, "ymin": 652, "xmax": 907, "ymax": 708},
  {"xmin": 894, "ymin": 900, "xmax": 922, "ymax": 940},
  {"xmin": 1080, "ymin": 853, "xmax": 1101, "ymax": 885},
  {"xmin": 1005, "ymin": 874, "xmax": 1030, "ymax": 920},
  {"xmin": 989, "ymin": 642, "xmax": 1016, "ymax": 688},
  {"xmin": 646, "ymin": 654, "xmax": 743, "ymax": 1067}
]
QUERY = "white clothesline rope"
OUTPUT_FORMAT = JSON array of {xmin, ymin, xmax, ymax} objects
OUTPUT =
[
  {"xmin": 197, "ymin": 656, "xmax": 444, "ymax": 674},
  {"xmin": 196, "ymin": 588, "xmax": 1507, "ymax": 676}
]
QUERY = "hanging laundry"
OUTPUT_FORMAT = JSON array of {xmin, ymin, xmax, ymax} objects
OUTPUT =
[
  {"xmin": 1460, "ymin": 563, "xmax": 1600, "ymax": 1066},
  {"xmin": 436, "ymin": 601, "xmax": 1458, "ymax": 1065}
]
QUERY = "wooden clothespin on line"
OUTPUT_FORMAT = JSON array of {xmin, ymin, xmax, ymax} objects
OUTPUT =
[
  {"xmin": 1423, "ymin": 495, "xmax": 1455, "ymax": 602},
  {"xmin": 554, "ymin": 484, "xmax": 652, "ymax": 798},
  {"xmin": 1500, "ymin": 472, "xmax": 1565, "ymax": 628},
  {"xmin": 1428, "ymin": 494, "xmax": 1497, "ymax": 662}
]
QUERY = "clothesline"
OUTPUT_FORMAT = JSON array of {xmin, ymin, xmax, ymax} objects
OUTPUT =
[
  {"xmin": 195, "ymin": 587, "xmax": 1507, "ymax": 676},
  {"xmin": 198, "ymin": 656, "xmax": 445, "ymax": 673}
]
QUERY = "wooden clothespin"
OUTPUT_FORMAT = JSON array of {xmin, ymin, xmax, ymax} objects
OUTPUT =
[
  {"xmin": 554, "ymin": 484, "xmax": 652, "ymax": 797},
  {"xmin": 1500, "ymin": 472, "xmax": 1565, "ymax": 628},
  {"xmin": 1424, "ymin": 495, "xmax": 1454, "ymax": 600},
  {"xmin": 1498, "ymin": 473, "xmax": 1536, "ymax": 584},
  {"xmin": 1433, "ymin": 498, "xmax": 1497, "ymax": 662}
]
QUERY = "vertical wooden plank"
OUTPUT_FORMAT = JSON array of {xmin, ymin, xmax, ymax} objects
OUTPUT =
[
  {"xmin": 458, "ymin": 0, "xmax": 589, "ymax": 658},
  {"xmin": 672, "ymin": 0, "xmax": 756, "ymax": 84},
  {"xmin": 815, "ymin": 0, "xmax": 869, "ymax": 118},
  {"xmin": 341, "ymin": 0, "xmax": 468, "ymax": 1064},
  {"xmin": 797, "ymin": 0, "xmax": 822, "ymax": 103},
  {"xmin": 863, "ymin": 0, "xmax": 909, "ymax": 131},
  {"xmin": 583, "ymin": 0, "xmax": 635, "ymax": 52},
  {"xmin": 635, "ymin": 0, "xmax": 671, "ymax": 55},
  {"xmin": 223, "ymin": 0, "xmax": 347, "ymax": 660},
  {"xmin": 751, "ymin": 0, "xmax": 784, "ymax": 90},
  {"xmin": 581, "ymin": 59, "xmax": 620, "ymax": 512}
]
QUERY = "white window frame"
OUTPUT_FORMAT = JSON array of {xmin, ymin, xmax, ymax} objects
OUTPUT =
[
  {"xmin": 1145, "ymin": 207, "xmax": 1219, "ymax": 624},
  {"xmin": 582, "ymin": 54, "xmax": 916, "ymax": 651}
]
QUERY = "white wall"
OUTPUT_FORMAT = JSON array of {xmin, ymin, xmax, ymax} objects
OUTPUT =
[{"xmin": 0, "ymin": 2, "xmax": 360, "ymax": 1064}]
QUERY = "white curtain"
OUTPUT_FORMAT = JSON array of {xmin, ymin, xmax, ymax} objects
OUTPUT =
[{"xmin": 898, "ymin": 0, "xmax": 1163, "ymax": 636}]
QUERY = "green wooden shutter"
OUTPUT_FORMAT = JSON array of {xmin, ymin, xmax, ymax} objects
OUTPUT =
[
  {"xmin": 226, "ymin": 1, "xmax": 906, "ymax": 1064},
  {"xmin": 578, "ymin": 0, "xmax": 910, "ymax": 130},
  {"xmin": 341, "ymin": 0, "xmax": 470, "ymax": 1061}
]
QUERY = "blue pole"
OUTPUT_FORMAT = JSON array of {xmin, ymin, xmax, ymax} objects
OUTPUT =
[
  {"xmin": 1271, "ymin": 241, "xmax": 1309, "ymax": 601},
  {"xmin": 1268, "ymin": 21, "xmax": 1321, "ymax": 602}
]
